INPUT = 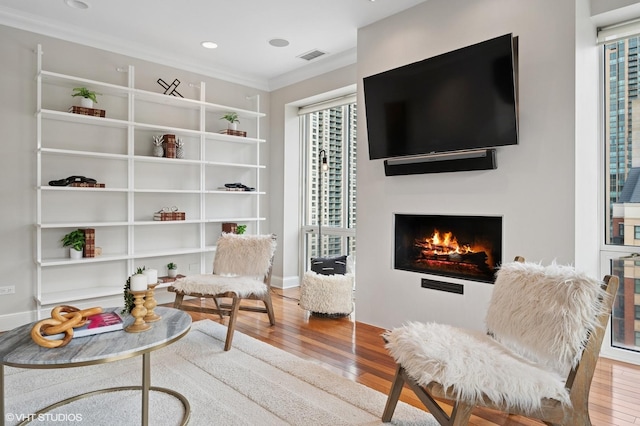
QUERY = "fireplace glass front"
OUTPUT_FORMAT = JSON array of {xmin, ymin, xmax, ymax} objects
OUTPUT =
[{"xmin": 394, "ymin": 214, "xmax": 503, "ymax": 283}]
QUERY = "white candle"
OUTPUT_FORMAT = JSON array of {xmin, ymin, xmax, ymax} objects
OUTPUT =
[
  {"xmin": 143, "ymin": 268, "xmax": 158, "ymax": 284},
  {"xmin": 130, "ymin": 273, "xmax": 148, "ymax": 291}
]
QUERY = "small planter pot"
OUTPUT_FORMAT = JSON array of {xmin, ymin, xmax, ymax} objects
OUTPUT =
[
  {"xmin": 69, "ymin": 248, "xmax": 83, "ymax": 259},
  {"xmin": 168, "ymin": 269, "xmax": 178, "ymax": 278},
  {"xmin": 229, "ymin": 122, "xmax": 238, "ymax": 131},
  {"xmin": 79, "ymin": 97, "xmax": 93, "ymax": 108}
]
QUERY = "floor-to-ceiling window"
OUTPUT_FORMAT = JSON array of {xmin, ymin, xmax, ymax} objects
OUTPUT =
[
  {"xmin": 599, "ymin": 23, "xmax": 640, "ymax": 359},
  {"xmin": 299, "ymin": 96, "xmax": 357, "ymax": 269}
]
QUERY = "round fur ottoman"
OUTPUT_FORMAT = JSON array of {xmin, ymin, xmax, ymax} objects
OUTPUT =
[{"xmin": 299, "ymin": 271, "xmax": 354, "ymax": 316}]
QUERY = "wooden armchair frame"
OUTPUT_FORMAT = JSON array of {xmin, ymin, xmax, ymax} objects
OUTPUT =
[
  {"xmin": 168, "ymin": 234, "xmax": 276, "ymax": 351},
  {"xmin": 382, "ymin": 258, "xmax": 619, "ymax": 426}
]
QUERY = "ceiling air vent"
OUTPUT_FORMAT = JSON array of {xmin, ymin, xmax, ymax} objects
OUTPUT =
[{"xmin": 298, "ymin": 49, "xmax": 327, "ymax": 61}]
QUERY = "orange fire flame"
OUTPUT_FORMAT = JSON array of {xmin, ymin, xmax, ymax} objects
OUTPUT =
[
  {"xmin": 426, "ymin": 230, "xmax": 473, "ymax": 255},
  {"xmin": 415, "ymin": 229, "xmax": 494, "ymax": 268}
]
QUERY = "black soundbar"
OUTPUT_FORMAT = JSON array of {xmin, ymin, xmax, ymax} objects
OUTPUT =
[{"xmin": 384, "ymin": 149, "xmax": 497, "ymax": 176}]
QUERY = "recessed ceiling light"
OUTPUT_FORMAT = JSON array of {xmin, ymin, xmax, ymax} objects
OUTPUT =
[
  {"xmin": 201, "ymin": 41, "xmax": 218, "ymax": 49},
  {"xmin": 65, "ymin": 0, "xmax": 89, "ymax": 9},
  {"xmin": 269, "ymin": 38, "xmax": 290, "ymax": 48}
]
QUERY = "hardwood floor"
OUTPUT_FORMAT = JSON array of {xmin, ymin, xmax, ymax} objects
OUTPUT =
[{"xmin": 165, "ymin": 287, "xmax": 640, "ymax": 426}]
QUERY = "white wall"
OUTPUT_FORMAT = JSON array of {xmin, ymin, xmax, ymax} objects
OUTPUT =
[
  {"xmin": 355, "ymin": 0, "xmax": 586, "ymax": 331},
  {"xmin": 0, "ymin": 25, "xmax": 270, "ymax": 329}
]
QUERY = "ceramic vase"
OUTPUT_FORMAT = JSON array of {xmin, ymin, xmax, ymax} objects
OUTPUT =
[
  {"xmin": 79, "ymin": 97, "xmax": 93, "ymax": 108},
  {"xmin": 69, "ymin": 248, "xmax": 83, "ymax": 259}
]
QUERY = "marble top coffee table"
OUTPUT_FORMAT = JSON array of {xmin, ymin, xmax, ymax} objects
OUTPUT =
[{"xmin": 0, "ymin": 307, "xmax": 191, "ymax": 426}]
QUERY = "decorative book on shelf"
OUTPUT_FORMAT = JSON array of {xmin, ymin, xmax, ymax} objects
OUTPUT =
[
  {"xmin": 222, "ymin": 222, "xmax": 237, "ymax": 233},
  {"xmin": 68, "ymin": 106, "xmax": 106, "ymax": 117},
  {"xmin": 164, "ymin": 134, "xmax": 176, "ymax": 158},
  {"xmin": 44, "ymin": 311, "xmax": 124, "ymax": 340},
  {"xmin": 153, "ymin": 211, "xmax": 186, "ymax": 221},
  {"xmin": 69, "ymin": 182, "xmax": 106, "ymax": 188},
  {"xmin": 158, "ymin": 274, "xmax": 186, "ymax": 283},
  {"xmin": 82, "ymin": 228, "xmax": 96, "ymax": 258},
  {"xmin": 219, "ymin": 129, "xmax": 247, "ymax": 137}
]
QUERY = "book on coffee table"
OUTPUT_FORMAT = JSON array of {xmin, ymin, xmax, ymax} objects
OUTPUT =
[{"xmin": 44, "ymin": 311, "xmax": 124, "ymax": 340}]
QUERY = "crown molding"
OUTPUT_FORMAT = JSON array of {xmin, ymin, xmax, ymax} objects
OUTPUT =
[
  {"xmin": 267, "ymin": 48, "xmax": 357, "ymax": 91},
  {"xmin": 0, "ymin": 6, "xmax": 270, "ymax": 90},
  {"xmin": 0, "ymin": 6, "xmax": 356, "ymax": 92}
]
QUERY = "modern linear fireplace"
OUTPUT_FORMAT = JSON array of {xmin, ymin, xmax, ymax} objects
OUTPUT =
[{"xmin": 394, "ymin": 214, "xmax": 503, "ymax": 283}]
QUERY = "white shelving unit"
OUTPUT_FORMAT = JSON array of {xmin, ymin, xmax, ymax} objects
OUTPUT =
[{"xmin": 34, "ymin": 45, "xmax": 266, "ymax": 313}]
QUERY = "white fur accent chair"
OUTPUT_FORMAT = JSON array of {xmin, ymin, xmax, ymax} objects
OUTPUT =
[
  {"xmin": 382, "ymin": 257, "xmax": 618, "ymax": 426},
  {"xmin": 168, "ymin": 233, "xmax": 277, "ymax": 351}
]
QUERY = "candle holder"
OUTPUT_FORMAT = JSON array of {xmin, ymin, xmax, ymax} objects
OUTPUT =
[
  {"xmin": 143, "ymin": 283, "xmax": 161, "ymax": 323},
  {"xmin": 125, "ymin": 290, "xmax": 151, "ymax": 333}
]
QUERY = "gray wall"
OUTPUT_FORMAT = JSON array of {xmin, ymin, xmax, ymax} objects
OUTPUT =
[
  {"xmin": 0, "ymin": 25, "xmax": 270, "ymax": 329},
  {"xmin": 268, "ymin": 66, "xmax": 357, "ymax": 288}
]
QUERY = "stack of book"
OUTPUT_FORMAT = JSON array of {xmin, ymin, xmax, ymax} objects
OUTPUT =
[
  {"xmin": 153, "ymin": 211, "xmax": 186, "ymax": 221},
  {"xmin": 219, "ymin": 129, "xmax": 247, "ymax": 137},
  {"xmin": 68, "ymin": 106, "xmax": 106, "ymax": 117},
  {"xmin": 70, "ymin": 182, "xmax": 106, "ymax": 188}
]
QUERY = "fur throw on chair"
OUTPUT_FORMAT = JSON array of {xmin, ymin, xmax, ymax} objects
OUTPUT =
[
  {"xmin": 384, "ymin": 259, "xmax": 610, "ymax": 413},
  {"xmin": 384, "ymin": 322, "xmax": 571, "ymax": 412},
  {"xmin": 170, "ymin": 233, "xmax": 276, "ymax": 298},
  {"xmin": 485, "ymin": 260, "xmax": 609, "ymax": 374},
  {"xmin": 169, "ymin": 274, "xmax": 268, "ymax": 298},
  {"xmin": 213, "ymin": 233, "xmax": 276, "ymax": 277}
]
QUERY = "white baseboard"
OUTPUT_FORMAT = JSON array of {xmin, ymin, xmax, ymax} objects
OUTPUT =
[
  {"xmin": 0, "ymin": 310, "xmax": 37, "ymax": 332},
  {"xmin": 271, "ymin": 275, "xmax": 300, "ymax": 289}
]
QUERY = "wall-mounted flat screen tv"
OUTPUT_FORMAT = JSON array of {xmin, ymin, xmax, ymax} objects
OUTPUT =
[{"xmin": 363, "ymin": 34, "xmax": 518, "ymax": 160}]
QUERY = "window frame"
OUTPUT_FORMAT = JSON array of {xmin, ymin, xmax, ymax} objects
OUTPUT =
[
  {"xmin": 599, "ymin": 32, "xmax": 640, "ymax": 364},
  {"xmin": 299, "ymin": 99, "xmax": 357, "ymax": 270}
]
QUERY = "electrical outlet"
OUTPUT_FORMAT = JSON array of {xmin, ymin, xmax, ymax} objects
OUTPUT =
[{"xmin": 0, "ymin": 285, "xmax": 15, "ymax": 295}]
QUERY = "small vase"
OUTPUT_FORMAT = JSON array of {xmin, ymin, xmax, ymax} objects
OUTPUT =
[
  {"xmin": 69, "ymin": 248, "xmax": 83, "ymax": 259},
  {"xmin": 176, "ymin": 138, "xmax": 184, "ymax": 159},
  {"xmin": 79, "ymin": 97, "xmax": 93, "ymax": 108}
]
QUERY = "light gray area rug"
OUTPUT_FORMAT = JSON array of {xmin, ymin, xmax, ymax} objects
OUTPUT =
[{"xmin": 5, "ymin": 320, "xmax": 437, "ymax": 425}]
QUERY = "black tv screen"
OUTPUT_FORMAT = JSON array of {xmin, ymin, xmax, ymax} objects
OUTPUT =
[{"xmin": 364, "ymin": 34, "xmax": 518, "ymax": 160}]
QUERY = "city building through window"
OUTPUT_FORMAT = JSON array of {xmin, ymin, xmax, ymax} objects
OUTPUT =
[
  {"xmin": 299, "ymin": 99, "xmax": 357, "ymax": 269},
  {"xmin": 603, "ymin": 33, "xmax": 640, "ymax": 355}
]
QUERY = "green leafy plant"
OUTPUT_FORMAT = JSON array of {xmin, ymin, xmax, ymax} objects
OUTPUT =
[
  {"xmin": 220, "ymin": 112, "xmax": 239, "ymax": 124},
  {"xmin": 122, "ymin": 277, "xmax": 133, "ymax": 314},
  {"xmin": 235, "ymin": 225, "xmax": 247, "ymax": 235},
  {"xmin": 61, "ymin": 229, "xmax": 85, "ymax": 251},
  {"xmin": 167, "ymin": 262, "xmax": 177, "ymax": 270},
  {"xmin": 122, "ymin": 266, "xmax": 146, "ymax": 314},
  {"xmin": 71, "ymin": 87, "xmax": 101, "ymax": 104}
]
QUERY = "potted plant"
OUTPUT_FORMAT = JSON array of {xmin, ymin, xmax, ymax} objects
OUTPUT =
[
  {"xmin": 235, "ymin": 224, "xmax": 247, "ymax": 235},
  {"xmin": 167, "ymin": 262, "xmax": 178, "ymax": 278},
  {"xmin": 61, "ymin": 229, "xmax": 85, "ymax": 259},
  {"xmin": 72, "ymin": 87, "xmax": 101, "ymax": 108},
  {"xmin": 220, "ymin": 112, "xmax": 239, "ymax": 130}
]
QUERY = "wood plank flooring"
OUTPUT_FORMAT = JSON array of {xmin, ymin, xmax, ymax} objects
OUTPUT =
[{"xmin": 165, "ymin": 287, "xmax": 640, "ymax": 426}]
